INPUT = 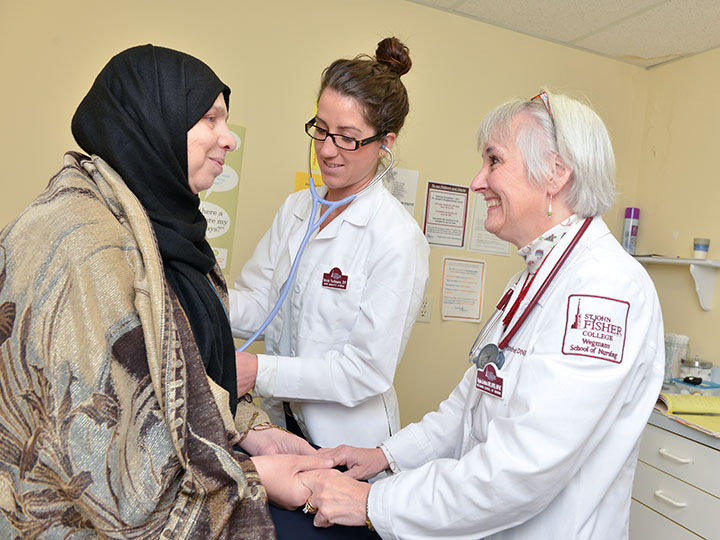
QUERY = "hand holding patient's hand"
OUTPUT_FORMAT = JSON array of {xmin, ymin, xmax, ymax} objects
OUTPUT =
[
  {"xmin": 300, "ymin": 469, "xmax": 371, "ymax": 528},
  {"xmin": 251, "ymin": 454, "xmax": 333, "ymax": 510},
  {"xmin": 318, "ymin": 444, "xmax": 389, "ymax": 480}
]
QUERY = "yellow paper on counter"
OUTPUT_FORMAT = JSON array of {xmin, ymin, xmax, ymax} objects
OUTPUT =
[{"xmin": 655, "ymin": 393, "xmax": 720, "ymax": 437}]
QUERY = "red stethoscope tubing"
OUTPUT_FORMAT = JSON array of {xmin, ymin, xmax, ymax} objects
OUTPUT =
[{"xmin": 498, "ymin": 216, "xmax": 593, "ymax": 350}]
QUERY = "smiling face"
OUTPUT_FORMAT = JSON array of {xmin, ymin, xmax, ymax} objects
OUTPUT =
[
  {"xmin": 187, "ymin": 93, "xmax": 237, "ymax": 195},
  {"xmin": 470, "ymin": 114, "xmax": 550, "ymax": 248},
  {"xmin": 313, "ymin": 88, "xmax": 395, "ymax": 201}
]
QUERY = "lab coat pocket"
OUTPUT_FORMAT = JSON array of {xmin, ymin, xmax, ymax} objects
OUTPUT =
[{"xmin": 296, "ymin": 265, "xmax": 367, "ymax": 344}]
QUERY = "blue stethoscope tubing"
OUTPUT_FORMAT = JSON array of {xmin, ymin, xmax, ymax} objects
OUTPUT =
[{"xmin": 236, "ymin": 140, "xmax": 394, "ymax": 352}]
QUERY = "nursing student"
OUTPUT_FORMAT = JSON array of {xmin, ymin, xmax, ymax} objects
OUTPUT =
[
  {"xmin": 229, "ymin": 37, "xmax": 430, "ymax": 449},
  {"xmin": 300, "ymin": 90, "xmax": 665, "ymax": 539}
]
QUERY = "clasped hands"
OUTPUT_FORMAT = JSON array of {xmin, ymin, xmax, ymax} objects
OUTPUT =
[
  {"xmin": 236, "ymin": 352, "xmax": 389, "ymax": 527},
  {"xmin": 298, "ymin": 445, "xmax": 389, "ymax": 528},
  {"xmin": 243, "ymin": 424, "xmax": 389, "ymax": 529}
]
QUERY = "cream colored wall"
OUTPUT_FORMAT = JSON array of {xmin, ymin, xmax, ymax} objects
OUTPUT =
[
  {"xmin": 635, "ymin": 48, "xmax": 720, "ymax": 367},
  {"xmin": 1, "ymin": 0, "xmax": 653, "ymax": 426}
]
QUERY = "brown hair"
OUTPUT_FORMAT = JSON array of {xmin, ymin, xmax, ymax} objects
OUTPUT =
[{"xmin": 318, "ymin": 37, "xmax": 411, "ymax": 136}]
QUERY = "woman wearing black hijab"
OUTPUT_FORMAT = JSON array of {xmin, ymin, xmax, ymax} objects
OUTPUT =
[{"xmin": 0, "ymin": 44, "xmax": 328, "ymax": 538}]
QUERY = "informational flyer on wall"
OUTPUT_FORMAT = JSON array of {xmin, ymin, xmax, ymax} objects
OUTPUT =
[
  {"xmin": 383, "ymin": 167, "xmax": 419, "ymax": 216},
  {"xmin": 199, "ymin": 124, "xmax": 244, "ymax": 271},
  {"xmin": 423, "ymin": 182, "xmax": 470, "ymax": 248},
  {"xmin": 469, "ymin": 193, "xmax": 511, "ymax": 256},
  {"xmin": 441, "ymin": 256, "xmax": 485, "ymax": 322}
]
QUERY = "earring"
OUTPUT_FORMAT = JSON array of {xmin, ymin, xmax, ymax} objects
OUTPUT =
[{"xmin": 547, "ymin": 193, "xmax": 553, "ymax": 217}]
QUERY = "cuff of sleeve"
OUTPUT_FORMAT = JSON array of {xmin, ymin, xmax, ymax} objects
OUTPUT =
[
  {"xmin": 254, "ymin": 353, "xmax": 277, "ymax": 398},
  {"xmin": 234, "ymin": 397, "xmax": 271, "ymax": 435},
  {"xmin": 379, "ymin": 443, "xmax": 401, "ymax": 474},
  {"xmin": 382, "ymin": 423, "xmax": 436, "ymax": 471},
  {"xmin": 366, "ymin": 477, "xmax": 397, "ymax": 539}
]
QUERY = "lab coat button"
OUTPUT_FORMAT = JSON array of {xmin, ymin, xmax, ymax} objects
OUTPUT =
[
  {"xmin": 294, "ymin": 285, "xmax": 301, "ymax": 293},
  {"xmin": 290, "ymin": 349, "xmax": 296, "ymax": 357}
]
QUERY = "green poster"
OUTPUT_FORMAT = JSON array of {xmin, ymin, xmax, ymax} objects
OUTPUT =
[{"xmin": 199, "ymin": 123, "xmax": 245, "ymax": 273}]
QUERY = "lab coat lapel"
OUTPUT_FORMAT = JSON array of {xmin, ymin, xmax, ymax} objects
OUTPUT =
[{"xmin": 315, "ymin": 180, "xmax": 384, "ymax": 239}]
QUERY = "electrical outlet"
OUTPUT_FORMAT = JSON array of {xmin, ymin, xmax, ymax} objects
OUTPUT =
[{"xmin": 417, "ymin": 294, "xmax": 432, "ymax": 323}]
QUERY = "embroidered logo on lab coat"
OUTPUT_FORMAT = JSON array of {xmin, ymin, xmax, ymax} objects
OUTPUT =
[
  {"xmin": 322, "ymin": 267, "xmax": 348, "ymax": 290},
  {"xmin": 562, "ymin": 294, "xmax": 629, "ymax": 363},
  {"xmin": 476, "ymin": 363, "xmax": 504, "ymax": 398}
]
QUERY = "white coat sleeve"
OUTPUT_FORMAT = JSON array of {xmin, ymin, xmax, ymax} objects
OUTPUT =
[
  {"xmin": 381, "ymin": 366, "xmax": 476, "ymax": 468},
  {"xmin": 368, "ymin": 258, "xmax": 664, "ymax": 539},
  {"xmin": 256, "ymin": 219, "xmax": 429, "ymax": 408}
]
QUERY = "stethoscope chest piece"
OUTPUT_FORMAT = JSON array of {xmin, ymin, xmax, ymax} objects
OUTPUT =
[{"xmin": 472, "ymin": 343, "xmax": 505, "ymax": 371}]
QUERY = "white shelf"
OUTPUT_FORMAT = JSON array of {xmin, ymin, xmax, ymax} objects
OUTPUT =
[{"xmin": 635, "ymin": 256, "xmax": 720, "ymax": 311}]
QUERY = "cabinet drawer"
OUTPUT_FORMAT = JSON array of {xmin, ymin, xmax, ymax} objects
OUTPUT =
[
  {"xmin": 630, "ymin": 499, "xmax": 702, "ymax": 540},
  {"xmin": 632, "ymin": 461, "xmax": 720, "ymax": 539},
  {"xmin": 639, "ymin": 423, "xmax": 720, "ymax": 497}
]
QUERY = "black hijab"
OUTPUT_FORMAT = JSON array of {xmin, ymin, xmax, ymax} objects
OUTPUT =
[{"xmin": 71, "ymin": 44, "xmax": 237, "ymax": 414}]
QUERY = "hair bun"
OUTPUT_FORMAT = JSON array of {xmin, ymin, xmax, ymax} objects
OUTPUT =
[{"xmin": 375, "ymin": 37, "xmax": 411, "ymax": 76}]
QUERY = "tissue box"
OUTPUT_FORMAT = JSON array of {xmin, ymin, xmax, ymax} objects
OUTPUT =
[{"xmin": 671, "ymin": 377, "xmax": 720, "ymax": 396}]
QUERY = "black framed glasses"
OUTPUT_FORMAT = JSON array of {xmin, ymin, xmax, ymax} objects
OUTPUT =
[
  {"xmin": 304, "ymin": 117, "xmax": 383, "ymax": 151},
  {"xmin": 530, "ymin": 91, "xmax": 555, "ymax": 123}
]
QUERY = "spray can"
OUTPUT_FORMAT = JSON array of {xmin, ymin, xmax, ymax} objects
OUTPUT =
[{"xmin": 622, "ymin": 207, "xmax": 640, "ymax": 255}]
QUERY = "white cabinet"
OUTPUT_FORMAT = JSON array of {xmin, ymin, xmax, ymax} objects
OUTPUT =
[{"xmin": 630, "ymin": 420, "xmax": 720, "ymax": 539}]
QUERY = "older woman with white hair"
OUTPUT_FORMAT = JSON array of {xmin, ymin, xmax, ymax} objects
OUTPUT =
[{"xmin": 298, "ymin": 89, "xmax": 665, "ymax": 540}]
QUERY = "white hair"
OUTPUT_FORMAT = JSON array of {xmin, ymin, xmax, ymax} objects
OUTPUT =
[{"xmin": 477, "ymin": 89, "xmax": 615, "ymax": 217}]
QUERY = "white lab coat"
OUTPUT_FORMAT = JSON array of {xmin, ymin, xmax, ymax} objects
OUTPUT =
[
  {"xmin": 370, "ymin": 216, "xmax": 664, "ymax": 540},
  {"xmin": 229, "ymin": 180, "xmax": 429, "ymax": 448}
]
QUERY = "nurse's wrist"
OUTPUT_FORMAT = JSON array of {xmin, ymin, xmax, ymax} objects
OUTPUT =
[{"xmin": 365, "ymin": 491, "xmax": 375, "ymax": 531}]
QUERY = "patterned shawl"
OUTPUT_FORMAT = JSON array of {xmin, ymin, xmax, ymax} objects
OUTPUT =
[{"xmin": 0, "ymin": 153, "xmax": 275, "ymax": 538}]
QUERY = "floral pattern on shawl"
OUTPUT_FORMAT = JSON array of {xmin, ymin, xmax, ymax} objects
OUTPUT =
[{"xmin": 0, "ymin": 153, "xmax": 275, "ymax": 539}]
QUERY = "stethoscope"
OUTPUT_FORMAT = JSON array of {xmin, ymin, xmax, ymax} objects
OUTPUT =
[
  {"xmin": 237, "ymin": 139, "xmax": 395, "ymax": 352},
  {"xmin": 468, "ymin": 216, "xmax": 592, "ymax": 371}
]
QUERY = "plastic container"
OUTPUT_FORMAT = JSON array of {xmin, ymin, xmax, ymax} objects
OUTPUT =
[
  {"xmin": 680, "ymin": 356, "xmax": 713, "ymax": 381},
  {"xmin": 693, "ymin": 237, "xmax": 710, "ymax": 259},
  {"xmin": 622, "ymin": 207, "xmax": 640, "ymax": 255},
  {"xmin": 664, "ymin": 333, "xmax": 689, "ymax": 382}
]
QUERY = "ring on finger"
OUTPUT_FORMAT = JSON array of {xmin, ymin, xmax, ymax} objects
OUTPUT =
[{"xmin": 303, "ymin": 499, "xmax": 318, "ymax": 514}]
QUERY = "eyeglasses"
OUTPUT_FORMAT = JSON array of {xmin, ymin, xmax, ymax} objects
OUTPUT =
[
  {"xmin": 304, "ymin": 117, "xmax": 383, "ymax": 151},
  {"xmin": 530, "ymin": 91, "xmax": 554, "ymax": 123}
]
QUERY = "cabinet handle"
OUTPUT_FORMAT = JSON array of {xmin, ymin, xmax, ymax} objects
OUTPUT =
[
  {"xmin": 658, "ymin": 447, "xmax": 692, "ymax": 464},
  {"xmin": 653, "ymin": 490, "xmax": 687, "ymax": 508}
]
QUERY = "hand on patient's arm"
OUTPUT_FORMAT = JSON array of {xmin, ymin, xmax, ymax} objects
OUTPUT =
[
  {"xmin": 241, "ymin": 425, "xmax": 316, "ymax": 456},
  {"xmin": 318, "ymin": 445, "xmax": 389, "ymax": 480},
  {"xmin": 300, "ymin": 469, "xmax": 371, "ymax": 527},
  {"xmin": 235, "ymin": 351, "xmax": 258, "ymax": 395},
  {"xmin": 252, "ymin": 454, "xmax": 333, "ymax": 510}
]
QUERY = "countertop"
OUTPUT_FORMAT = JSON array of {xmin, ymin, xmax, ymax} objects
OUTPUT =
[{"xmin": 648, "ymin": 410, "xmax": 720, "ymax": 451}]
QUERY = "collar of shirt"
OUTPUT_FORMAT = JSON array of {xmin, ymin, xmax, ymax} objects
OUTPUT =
[
  {"xmin": 294, "ymin": 179, "xmax": 384, "ymax": 229},
  {"xmin": 517, "ymin": 214, "xmax": 583, "ymax": 274}
]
